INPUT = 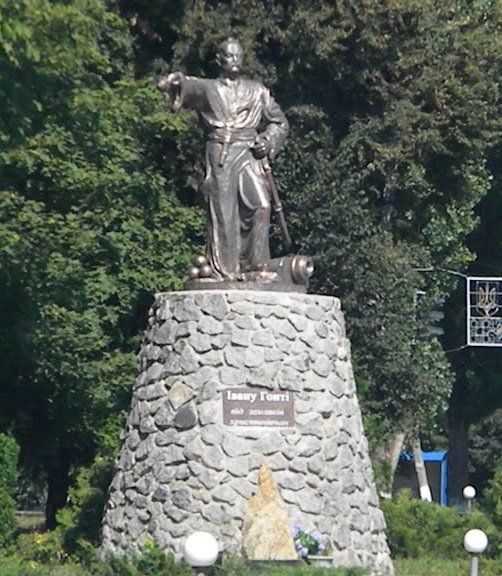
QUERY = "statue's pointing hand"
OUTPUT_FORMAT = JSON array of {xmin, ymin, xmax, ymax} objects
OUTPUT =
[{"xmin": 157, "ymin": 72, "xmax": 185, "ymax": 109}]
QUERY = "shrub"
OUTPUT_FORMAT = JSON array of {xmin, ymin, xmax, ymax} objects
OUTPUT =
[
  {"xmin": 0, "ymin": 434, "xmax": 19, "ymax": 491},
  {"xmin": 0, "ymin": 434, "xmax": 20, "ymax": 546},
  {"xmin": 382, "ymin": 489, "xmax": 500, "ymax": 559},
  {"xmin": 16, "ymin": 529, "xmax": 68, "ymax": 564},
  {"xmin": 482, "ymin": 468, "xmax": 502, "ymax": 530},
  {"xmin": 57, "ymin": 456, "xmax": 115, "ymax": 555},
  {"xmin": 0, "ymin": 488, "xmax": 17, "ymax": 547}
]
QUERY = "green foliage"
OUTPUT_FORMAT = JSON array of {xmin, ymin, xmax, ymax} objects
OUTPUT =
[
  {"xmin": 0, "ymin": 434, "xmax": 20, "ymax": 492},
  {"xmin": 0, "ymin": 488, "xmax": 17, "ymax": 548},
  {"xmin": 0, "ymin": 434, "xmax": 20, "ymax": 546},
  {"xmin": 482, "ymin": 469, "xmax": 502, "ymax": 530},
  {"xmin": 57, "ymin": 456, "xmax": 116, "ymax": 552},
  {"xmin": 470, "ymin": 410, "xmax": 502, "ymax": 493},
  {"xmin": 0, "ymin": 0, "xmax": 203, "ymax": 526},
  {"xmin": 381, "ymin": 490, "xmax": 501, "ymax": 559},
  {"xmin": 16, "ymin": 529, "xmax": 68, "ymax": 565}
]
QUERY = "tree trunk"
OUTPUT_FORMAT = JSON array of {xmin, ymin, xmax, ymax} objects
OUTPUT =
[
  {"xmin": 373, "ymin": 430, "xmax": 406, "ymax": 498},
  {"xmin": 388, "ymin": 431, "xmax": 406, "ymax": 480},
  {"xmin": 447, "ymin": 411, "xmax": 470, "ymax": 507},
  {"xmin": 412, "ymin": 435, "xmax": 432, "ymax": 502},
  {"xmin": 45, "ymin": 463, "xmax": 70, "ymax": 530}
]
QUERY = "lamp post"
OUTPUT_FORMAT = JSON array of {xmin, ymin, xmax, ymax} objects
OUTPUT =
[
  {"xmin": 183, "ymin": 531, "xmax": 219, "ymax": 576},
  {"xmin": 463, "ymin": 485, "xmax": 476, "ymax": 513},
  {"xmin": 463, "ymin": 529, "xmax": 488, "ymax": 576}
]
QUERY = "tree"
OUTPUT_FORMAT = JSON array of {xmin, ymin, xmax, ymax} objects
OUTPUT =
[{"xmin": 0, "ymin": 0, "xmax": 203, "ymax": 527}]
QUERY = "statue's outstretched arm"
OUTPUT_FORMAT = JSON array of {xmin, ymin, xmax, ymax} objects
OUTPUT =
[{"xmin": 157, "ymin": 72, "xmax": 206, "ymax": 111}]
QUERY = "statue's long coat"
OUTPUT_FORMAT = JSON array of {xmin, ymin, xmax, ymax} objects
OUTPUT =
[{"xmin": 177, "ymin": 75, "xmax": 289, "ymax": 279}]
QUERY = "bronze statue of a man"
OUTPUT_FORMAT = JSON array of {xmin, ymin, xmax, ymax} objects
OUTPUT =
[{"xmin": 158, "ymin": 37, "xmax": 289, "ymax": 283}]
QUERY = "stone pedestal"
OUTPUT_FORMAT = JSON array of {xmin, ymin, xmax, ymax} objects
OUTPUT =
[{"xmin": 101, "ymin": 291, "xmax": 394, "ymax": 576}]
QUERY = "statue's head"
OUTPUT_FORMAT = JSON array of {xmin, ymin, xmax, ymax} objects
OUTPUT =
[{"xmin": 216, "ymin": 37, "xmax": 243, "ymax": 79}]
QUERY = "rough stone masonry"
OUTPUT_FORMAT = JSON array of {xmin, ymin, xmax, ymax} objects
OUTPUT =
[{"xmin": 101, "ymin": 290, "xmax": 394, "ymax": 576}]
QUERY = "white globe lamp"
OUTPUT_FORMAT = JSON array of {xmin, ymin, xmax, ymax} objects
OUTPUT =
[
  {"xmin": 463, "ymin": 529, "xmax": 488, "ymax": 555},
  {"xmin": 463, "ymin": 529, "xmax": 488, "ymax": 576},
  {"xmin": 463, "ymin": 485, "xmax": 476, "ymax": 500},
  {"xmin": 183, "ymin": 531, "xmax": 219, "ymax": 571},
  {"xmin": 463, "ymin": 485, "xmax": 477, "ymax": 513}
]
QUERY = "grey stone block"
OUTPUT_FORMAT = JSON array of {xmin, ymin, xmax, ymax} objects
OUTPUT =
[
  {"xmin": 173, "ymin": 404, "xmax": 198, "ymax": 430},
  {"xmin": 172, "ymin": 487, "xmax": 192, "ymax": 510},
  {"xmin": 167, "ymin": 383, "xmax": 194, "ymax": 410},
  {"xmin": 153, "ymin": 486, "xmax": 170, "ymax": 502},
  {"xmin": 198, "ymin": 402, "xmax": 219, "ymax": 425},
  {"xmin": 230, "ymin": 328, "xmax": 251, "ymax": 347},
  {"xmin": 154, "ymin": 401, "xmax": 174, "ymax": 430},
  {"xmin": 235, "ymin": 315, "xmax": 259, "ymax": 330},
  {"xmin": 173, "ymin": 299, "xmax": 202, "ymax": 322},
  {"xmin": 136, "ymin": 382, "xmax": 166, "ymax": 401},
  {"xmin": 219, "ymin": 366, "xmax": 246, "ymax": 386},
  {"xmin": 179, "ymin": 346, "xmax": 199, "ymax": 373},
  {"xmin": 144, "ymin": 362, "xmax": 164, "ymax": 384},
  {"xmin": 189, "ymin": 333, "xmax": 212, "ymax": 353},
  {"xmin": 200, "ymin": 425, "xmax": 223, "ymax": 446},
  {"xmin": 222, "ymin": 434, "xmax": 250, "ymax": 457},
  {"xmin": 226, "ymin": 456, "xmax": 249, "ymax": 477},
  {"xmin": 199, "ymin": 315, "xmax": 223, "ymax": 335},
  {"xmin": 251, "ymin": 329, "xmax": 275, "ymax": 347},
  {"xmin": 288, "ymin": 314, "xmax": 307, "ymax": 332},
  {"xmin": 264, "ymin": 347, "xmax": 285, "ymax": 361},
  {"xmin": 212, "ymin": 334, "xmax": 229, "ymax": 349},
  {"xmin": 213, "ymin": 484, "xmax": 237, "ymax": 503},
  {"xmin": 198, "ymin": 380, "xmax": 219, "ymax": 402},
  {"xmin": 297, "ymin": 436, "xmax": 322, "ymax": 457},
  {"xmin": 244, "ymin": 347, "xmax": 264, "ymax": 368},
  {"xmin": 198, "ymin": 350, "xmax": 224, "ymax": 367},
  {"xmin": 276, "ymin": 472, "xmax": 305, "ymax": 491},
  {"xmin": 312, "ymin": 354, "xmax": 333, "ymax": 377},
  {"xmin": 165, "ymin": 506, "xmax": 189, "ymax": 523},
  {"xmin": 198, "ymin": 294, "xmax": 229, "ymax": 320},
  {"xmin": 201, "ymin": 446, "xmax": 225, "ymax": 471},
  {"xmin": 152, "ymin": 322, "xmax": 178, "ymax": 345},
  {"xmin": 202, "ymin": 504, "xmax": 231, "ymax": 524}
]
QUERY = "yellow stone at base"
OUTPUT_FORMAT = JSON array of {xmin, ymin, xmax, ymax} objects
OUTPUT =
[{"xmin": 242, "ymin": 463, "xmax": 298, "ymax": 560}]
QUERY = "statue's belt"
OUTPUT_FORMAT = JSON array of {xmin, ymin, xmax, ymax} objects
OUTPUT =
[
  {"xmin": 208, "ymin": 128, "xmax": 258, "ymax": 166},
  {"xmin": 208, "ymin": 128, "xmax": 257, "ymax": 144}
]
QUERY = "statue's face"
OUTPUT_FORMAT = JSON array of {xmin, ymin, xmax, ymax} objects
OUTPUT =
[{"xmin": 217, "ymin": 41, "xmax": 243, "ymax": 78}]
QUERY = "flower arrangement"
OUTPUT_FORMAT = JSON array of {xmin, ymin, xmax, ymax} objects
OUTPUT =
[{"xmin": 292, "ymin": 523, "xmax": 327, "ymax": 558}]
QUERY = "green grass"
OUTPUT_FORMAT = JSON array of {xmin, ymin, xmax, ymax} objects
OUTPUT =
[
  {"xmin": 245, "ymin": 563, "xmax": 365, "ymax": 576},
  {"xmin": 215, "ymin": 557, "xmax": 366, "ymax": 576},
  {"xmin": 395, "ymin": 556, "xmax": 502, "ymax": 576}
]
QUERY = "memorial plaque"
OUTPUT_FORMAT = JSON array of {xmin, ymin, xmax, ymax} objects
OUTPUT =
[{"xmin": 222, "ymin": 388, "xmax": 295, "ymax": 427}]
